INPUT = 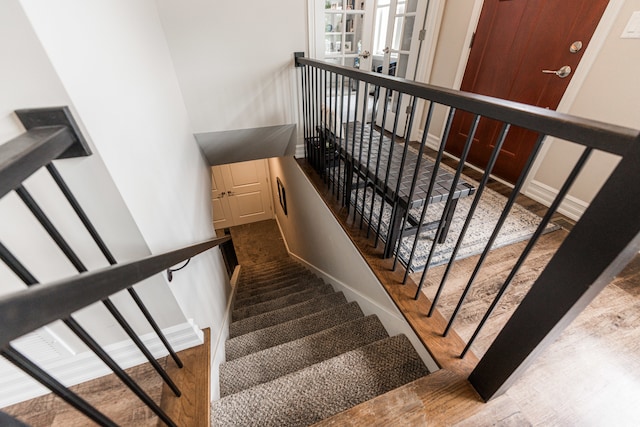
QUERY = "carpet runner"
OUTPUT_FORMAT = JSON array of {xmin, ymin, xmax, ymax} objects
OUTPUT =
[{"xmin": 211, "ymin": 257, "xmax": 429, "ymax": 426}]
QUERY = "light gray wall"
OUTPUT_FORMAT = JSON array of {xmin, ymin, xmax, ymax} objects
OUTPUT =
[
  {"xmin": 268, "ymin": 156, "xmax": 439, "ymax": 372},
  {"xmin": 0, "ymin": 0, "xmax": 233, "ymax": 402},
  {"xmin": 156, "ymin": 0, "xmax": 308, "ymax": 135}
]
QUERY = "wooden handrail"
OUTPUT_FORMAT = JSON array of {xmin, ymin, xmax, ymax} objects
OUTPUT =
[
  {"xmin": 295, "ymin": 56, "xmax": 639, "ymax": 154},
  {"xmin": 0, "ymin": 236, "xmax": 230, "ymax": 349}
]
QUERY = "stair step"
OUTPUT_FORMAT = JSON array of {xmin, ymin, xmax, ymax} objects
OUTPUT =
[
  {"xmin": 211, "ymin": 335, "xmax": 429, "ymax": 427},
  {"xmin": 240, "ymin": 258, "xmax": 298, "ymax": 273},
  {"xmin": 226, "ymin": 301, "xmax": 362, "ymax": 360},
  {"xmin": 229, "ymin": 292, "xmax": 349, "ymax": 339},
  {"xmin": 235, "ymin": 276, "xmax": 322, "ymax": 302},
  {"xmin": 234, "ymin": 278, "xmax": 325, "ymax": 309},
  {"xmin": 238, "ymin": 268, "xmax": 315, "ymax": 292},
  {"xmin": 239, "ymin": 263, "xmax": 307, "ymax": 282},
  {"xmin": 232, "ymin": 284, "xmax": 334, "ymax": 322},
  {"xmin": 220, "ymin": 315, "xmax": 389, "ymax": 396}
]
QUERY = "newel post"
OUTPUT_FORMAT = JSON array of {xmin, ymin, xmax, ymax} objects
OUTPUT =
[{"xmin": 469, "ymin": 136, "xmax": 640, "ymax": 400}]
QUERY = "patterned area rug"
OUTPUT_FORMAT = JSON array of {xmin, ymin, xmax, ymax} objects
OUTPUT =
[{"xmin": 350, "ymin": 156, "xmax": 559, "ymax": 272}]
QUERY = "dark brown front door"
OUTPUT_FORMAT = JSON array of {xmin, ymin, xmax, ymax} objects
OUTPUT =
[{"xmin": 445, "ymin": 0, "xmax": 609, "ymax": 183}]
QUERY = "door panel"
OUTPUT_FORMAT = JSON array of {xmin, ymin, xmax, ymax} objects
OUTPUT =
[
  {"xmin": 446, "ymin": 0, "xmax": 609, "ymax": 183},
  {"xmin": 374, "ymin": 0, "xmax": 428, "ymax": 136},
  {"xmin": 211, "ymin": 159, "xmax": 273, "ymax": 229},
  {"xmin": 211, "ymin": 167, "xmax": 233, "ymax": 230}
]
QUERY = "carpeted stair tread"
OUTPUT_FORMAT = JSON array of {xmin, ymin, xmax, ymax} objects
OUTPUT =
[
  {"xmin": 235, "ymin": 276, "xmax": 322, "ymax": 302},
  {"xmin": 238, "ymin": 270, "xmax": 316, "ymax": 293},
  {"xmin": 234, "ymin": 279, "xmax": 326, "ymax": 309},
  {"xmin": 239, "ymin": 264, "xmax": 308, "ymax": 283},
  {"xmin": 232, "ymin": 284, "xmax": 334, "ymax": 321},
  {"xmin": 240, "ymin": 257, "xmax": 298, "ymax": 272},
  {"xmin": 220, "ymin": 315, "xmax": 389, "ymax": 396},
  {"xmin": 229, "ymin": 292, "xmax": 349, "ymax": 339},
  {"xmin": 226, "ymin": 301, "xmax": 363, "ymax": 360},
  {"xmin": 211, "ymin": 334, "xmax": 429, "ymax": 426}
]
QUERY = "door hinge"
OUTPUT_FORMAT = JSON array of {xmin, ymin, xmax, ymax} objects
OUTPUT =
[
  {"xmin": 419, "ymin": 29, "xmax": 427, "ymax": 41},
  {"xmin": 406, "ymin": 105, "xmax": 413, "ymax": 115},
  {"xmin": 469, "ymin": 32, "xmax": 476, "ymax": 49}
]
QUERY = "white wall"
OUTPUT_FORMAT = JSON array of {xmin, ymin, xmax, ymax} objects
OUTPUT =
[
  {"xmin": 268, "ymin": 156, "xmax": 439, "ymax": 372},
  {"xmin": 0, "ymin": 0, "xmax": 233, "ymax": 403},
  {"xmin": 155, "ymin": 0, "xmax": 308, "ymax": 136}
]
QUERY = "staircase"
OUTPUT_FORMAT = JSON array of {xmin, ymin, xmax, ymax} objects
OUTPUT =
[{"xmin": 211, "ymin": 257, "xmax": 430, "ymax": 426}]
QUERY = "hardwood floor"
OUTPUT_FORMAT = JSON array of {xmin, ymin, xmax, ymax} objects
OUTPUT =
[
  {"xmin": 2, "ymin": 330, "xmax": 211, "ymax": 426},
  {"xmin": 299, "ymin": 157, "xmax": 640, "ymax": 426},
  {"xmin": 3, "ymin": 154, "xmax": 638, "ymax": 425}
]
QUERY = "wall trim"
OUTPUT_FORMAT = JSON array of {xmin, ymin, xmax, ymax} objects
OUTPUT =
[
  {"xmin": 525, "ymin": 179, "xmax": 587, "ymax": 221},
  {"xmin": 0, "ymin": 320, "xmax": 204, "ymax": 408},
  {"xmin": 211, "ymin": 265, "xmax": 240, "ymax": 377}
]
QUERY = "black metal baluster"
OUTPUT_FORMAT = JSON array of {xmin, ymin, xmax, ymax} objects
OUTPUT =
[
  {"xmin": 352, "ymin": 84, "xmax": 369, "ymax": 223},
  {"xmin": 369, "ymin": 88, "xmax": 392, "ymax": 242},
  {"xmin": 414, "ymin": 114, "xmax": 480, "ymax": 289},
  {"xmin": 337, "ymin": 75, "xmax": 346, "ymax": 202},
  {"xmin": 311, "ymin": 66, "xmax": 318, "ymax": 171},
  {"xmin": 322, "ymin": 69, "xmax": 329, "ymax": 182},
  {"xmin": 442, "ymin": 134, "xmax": 547, "ymax": 336},
  {"xmin": 392, "ymin": 100, "xmax": 434, "ymax": 271},
  {"xmin": 46, "ymin": 164, "xmax": 183, "ymax": 369},
  {"xmin": 347, "ymin": 81, "xmax": 361, "ymax": 215},
  {"xmin": 404, "ymin": 107, "xmax": 456, "ymax": 283},
  {"xmin": 459, "ymin": 147, "xmax": 593, "ymax": 358},
  {"xmin": 2, "ymin": 347, "xmax": 117, "ymax": 427},
  {"xmin": 15, "ymin": 185, "xmax": 182, "ymax": 395},
  {"xmin": 0, "ymin": 244, "xmax": 178, "ymax": 427},
  {"xmin": 300, "ymin": 62, "xmax": 309, "ymax": 160},
  {"xmin": 342, "ymin": 77, "xmax": 353, "ymax": 209},
  {"xmin": 375, "ymin": 92, "xmax": 402, "ymax": 248},
  {"xmin": 360, "ymin": 84, "xmax": 380, "ymax": 230},
  {"xmin": 13, "ymin": 190, "xmax": 183, "ymax": 397},
  {"xmin": 331, "ymin": 72, "xmax": 339, "ymax": 195},
  {"xmin": 366, "ymin": 85, "xmax": 384, "ymax": 238},
  {"xmin": 427, "ymin": 124, "xmax": 510, "ymax": 314},
  {"xmin": 384, "ymin": 94, "xmax": 416, "ymax": 259}
]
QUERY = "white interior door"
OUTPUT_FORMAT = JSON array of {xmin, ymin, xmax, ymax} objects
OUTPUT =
[
  {"xmin": 374, "ymin": 0, "xmax": 428, "ymax": 136},
  {"xmin": 211, "ymin": 159, "xmax": 273, "ymax": 230},
  {"xmin": 211, "ymin": 166, "xmax": 234, "ymax": 230}
]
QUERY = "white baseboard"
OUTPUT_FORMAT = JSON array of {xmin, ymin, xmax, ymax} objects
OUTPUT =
[
  {"xmin": 210, "ymin": 265, "xmax": 240, "ymax": 401},
  {"xmin": 525, "ymin": 179, "xmax": 587, "ymax": 221},
  {"xmin": 0, "ymin": 320, "xmax": 203, "ymax": 408},
  {"xmin": 419, "ymin": 130, "xmax": 588, "ymax": 220}
]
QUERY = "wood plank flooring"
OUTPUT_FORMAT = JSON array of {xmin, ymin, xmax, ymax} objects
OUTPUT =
[
  {"xmin": 2, "ymin": 329, "xmax": 211, "ymax": 426},
  {"xmin": 299, "ymin": 157, "xmax": 640, "ymax": 426},
  {"xmin": 3, "ymin": 152, "xmax": 638, "ymax": 425}
]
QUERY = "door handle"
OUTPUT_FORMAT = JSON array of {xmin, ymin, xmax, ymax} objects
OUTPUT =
[
  {"xmin": 359, "ymin": 50, "xmax": 370, "ymax": 59},
  {"xmin": 542, "ymin": 65, "xmax": 571, "ymax": 78},
  {"xmin": 227, "ymin": 191, "xmax": 235, "ymax": 196},
  {"xmin": 216, "ymin": 192, "xmax": 226, "ymax": 199}
]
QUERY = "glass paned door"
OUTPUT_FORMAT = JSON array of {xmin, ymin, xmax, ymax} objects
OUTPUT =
[
  {"xmin": 374, "ymin": 0, "xmax": 427, "ymax": 137},
  {"xmin": 322, "ymin": 0, "xmax": 374, "ymax": 70}
]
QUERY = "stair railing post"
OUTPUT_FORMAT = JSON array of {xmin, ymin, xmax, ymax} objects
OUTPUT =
[{"xmin": 469, "ymin": 137, "xmax": 640, "ymax": 401}]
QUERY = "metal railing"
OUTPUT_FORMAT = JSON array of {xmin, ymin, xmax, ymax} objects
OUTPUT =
[
  {"xmin": 0, "ymin": 107, "xmax": 238, "ymax": 426},
  {"xmin": 295, "ymin": 55, "xmax": 640, "ymax": 400}
]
